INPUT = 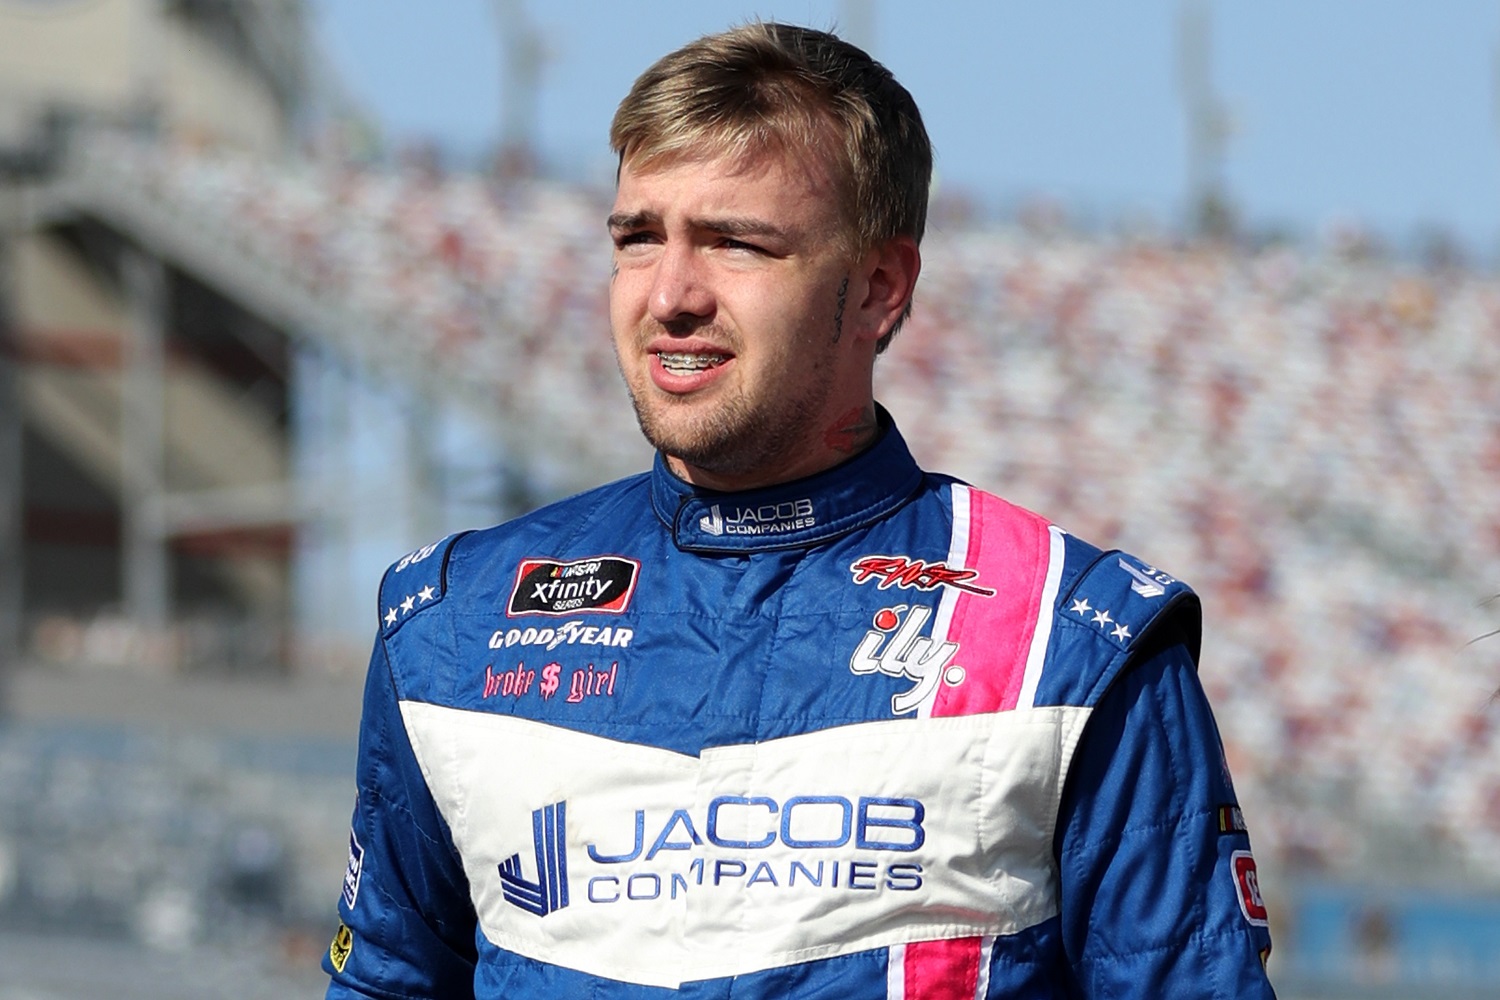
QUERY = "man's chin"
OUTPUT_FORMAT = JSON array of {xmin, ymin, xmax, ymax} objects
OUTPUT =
[
  {"xmin": 637, "ymin": 418, "xmax": 746, "ymax": 475},
  {"xmin": 634, "ymin": 397, "xmax": 714, "ymax": 445},
  {"xmin": 641, "ymin": 428, "xmax": 731, "ymax": 469}
]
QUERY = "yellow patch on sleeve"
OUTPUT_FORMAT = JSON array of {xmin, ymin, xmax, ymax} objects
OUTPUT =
[{"xmin": 329, "ymin": 921, "xmax": 354, "ymax": 973}]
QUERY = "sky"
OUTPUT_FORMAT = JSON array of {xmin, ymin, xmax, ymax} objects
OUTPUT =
[{"xmin": 312, "ymin": 1, "xmax": 1500, "ymax": 258}]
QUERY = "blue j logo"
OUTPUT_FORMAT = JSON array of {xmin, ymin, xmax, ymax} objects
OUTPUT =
[{"xmin": 499, "ymin": 801, "xmax": 570, "ymax": 916}]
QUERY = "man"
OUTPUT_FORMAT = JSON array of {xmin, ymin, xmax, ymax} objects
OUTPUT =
[{"xmin": 325, "ymin": 22, "xmax": 1276, "ymax": 999}]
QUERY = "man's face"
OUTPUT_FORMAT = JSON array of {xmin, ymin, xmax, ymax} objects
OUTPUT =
[{"xmin": 608, "ymin": 147, "xmax": 871, "ymax": 490}]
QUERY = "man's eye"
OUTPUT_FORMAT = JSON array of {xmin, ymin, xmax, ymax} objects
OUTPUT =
[
  {"xmin": 613, "ymin": 231, "xmax": 656, "ymax": 249},
  {"xmin": 722, "ymin": 238, "xmax": 763, "ymax": 254}
]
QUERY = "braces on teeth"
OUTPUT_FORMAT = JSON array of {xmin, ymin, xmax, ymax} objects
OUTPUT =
[{"xmin": 658, "ymin": 352, "xmax": 727, "ymax": 371}]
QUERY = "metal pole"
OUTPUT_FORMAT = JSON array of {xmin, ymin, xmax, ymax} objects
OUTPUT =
[
  {"xmin": 290, "ymin": 341, "xmax": 353, "ymax": 672},
  {"xmin": 1177, "ymin": 0, "xmax": 1232, "ymax": 237},
  {"xmin": 493, "ymin": 0, "xmax": 546, "ymax": 177},
  {"xmin": 0, "ymin": 192, "xmax": 23, "ymax": 712},
  {"xmin": 121, "ymin": 247, "xmax": 170, "ymax": 632},
  {"xmin": 407, "ymin": 387, "xmax": 444, "ymax": 548}
]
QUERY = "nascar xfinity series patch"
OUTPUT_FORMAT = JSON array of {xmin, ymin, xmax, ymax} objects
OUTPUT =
[{"xmin": 508, "ymin": 557, "xmax": 640, "ymax": 617}]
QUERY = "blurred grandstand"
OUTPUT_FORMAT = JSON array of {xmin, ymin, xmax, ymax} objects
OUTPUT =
[{"xmin": 2, "ymin": 1, "xmax": 1499, "ymax": 997}]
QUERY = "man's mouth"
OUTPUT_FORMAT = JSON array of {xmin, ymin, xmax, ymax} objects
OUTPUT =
[{"xmin": 655, "ymin": 351, "xmax": 730, "ymax": 376}]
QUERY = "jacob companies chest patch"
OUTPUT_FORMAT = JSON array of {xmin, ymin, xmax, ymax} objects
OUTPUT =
[{"xmin": 508, "ymin": 557, "xmax": 640, "ymax": 617}]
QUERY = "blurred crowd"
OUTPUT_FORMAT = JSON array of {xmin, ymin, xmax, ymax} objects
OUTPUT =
[
  {"xmin": 98, "ymin": 135, "xmax": 643, "ymax": 476},
  {"xmin": 72, "ymin": 136, "xmax": 1500, "ymax": 880},
  {"xmin": 886, "ymin": 230, "xmax": 1500, "ymax": 878},
  {"xmin": 0, "ymin": 721, "xmax": 348, "ymax": 981}
]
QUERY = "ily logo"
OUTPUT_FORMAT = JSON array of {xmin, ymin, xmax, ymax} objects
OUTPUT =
[
  {"xmin": 699, "ymin": 505, "xmax": 724, "ymax": 536},
  {"xmin": 850, "ymin": 606, "xmax": 966, "ymax": 715},
  {"xmin": 499, "ymin": 801, "xmax": 570, "ymax": 917}
]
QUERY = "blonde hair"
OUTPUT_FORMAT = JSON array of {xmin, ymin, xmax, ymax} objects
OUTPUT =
[{"xmin": 610, "ymin": 22, "xmax": 931, "ymax": 349}]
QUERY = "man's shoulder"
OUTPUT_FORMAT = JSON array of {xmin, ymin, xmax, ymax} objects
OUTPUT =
[
  {"xmin": 1053, "ymin": 533, "xmax": 1198, "ymax": 644},
  {"xmin": 1044, "ymin": 530, "xmax": 1202, "ymax": 707},
  {"xmin": 375, "ymin": 472, "xmax": 653, "ymax": 639},
  {"xmin": 949, "ymin": 481, "xmax": 1201, "ymax": 706},
  {"xmin": 950, "ymin": 480, "xmax": 1196, "ymax": 617}
]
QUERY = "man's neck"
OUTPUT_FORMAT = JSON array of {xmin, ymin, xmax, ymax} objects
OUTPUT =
[{"xmin": 666, "ymin": 404, "xmax": 881, "ymax": 492}]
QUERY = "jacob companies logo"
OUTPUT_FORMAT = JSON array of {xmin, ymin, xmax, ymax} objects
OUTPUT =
[
  {"xmin": 699, "ymin": 499, "xmax": 815, "ymax": 537},
  {"xmin": 500, "ymin": 802, "xmax": 570, "ymax": 917},
  {"xmin": 497, "ymin": 794, "xmax": 928, "ymax": 918}
]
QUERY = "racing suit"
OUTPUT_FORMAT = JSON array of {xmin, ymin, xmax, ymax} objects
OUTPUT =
[{"xmin": 324, "ymin": 416, "xmax": 1276, "ymax": 998}]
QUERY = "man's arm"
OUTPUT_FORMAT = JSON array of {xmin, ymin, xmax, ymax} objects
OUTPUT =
[
  {"xmin": 1055, "ymin": 640, "xmax": 1276, "ymax": 998},
  {"xmin": 324, "ymin": 639, "xmax": 479, "ymax": 999}
]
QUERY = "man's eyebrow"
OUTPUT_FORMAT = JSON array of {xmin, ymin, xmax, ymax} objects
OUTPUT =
[
  {"xmin": 702, "ymin": 216, "xmax": 792, "ymax": 242},
  {"xmin": 606, "ymin": 211, "xmax": 792, "ymax": 242},
  {"xmin": 607, "ymin": 210, "xmax": 658, "ymax": 231}
]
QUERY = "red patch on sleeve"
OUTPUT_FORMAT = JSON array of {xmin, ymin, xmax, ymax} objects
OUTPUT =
[{"xmin": 1232, "ymin": 850, "xmax": 1269, "ymax": 926}]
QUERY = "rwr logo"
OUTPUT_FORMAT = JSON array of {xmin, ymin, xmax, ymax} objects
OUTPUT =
[{"xmin": 499, "ymin": 801, "xmax": 570, "ymax": 917}]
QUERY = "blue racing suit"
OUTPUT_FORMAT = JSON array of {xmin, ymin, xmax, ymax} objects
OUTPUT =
[{"xmin": 324, "ymin": 416, "xmax": 1276, "ymax": 998}]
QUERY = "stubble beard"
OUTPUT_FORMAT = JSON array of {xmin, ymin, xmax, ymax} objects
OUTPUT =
[{"xmin": 617, "ymin": 325, "xmax": 834, "ymax": 481}]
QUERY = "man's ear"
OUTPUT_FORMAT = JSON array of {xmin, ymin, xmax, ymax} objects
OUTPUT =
[{"xmin": 856, "ymin": 236, "xmax": 921, "ymax": 344}]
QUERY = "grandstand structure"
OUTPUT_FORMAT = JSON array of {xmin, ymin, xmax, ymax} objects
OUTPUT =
[
  {"xmin": 0, "ymin": 0, "xmax": 640, "ymax": 674},
  {"xmin": 0, "ymin": 0, "xmax": 310, "ymax": 672}
]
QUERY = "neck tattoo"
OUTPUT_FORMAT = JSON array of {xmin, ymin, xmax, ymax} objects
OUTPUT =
[{"xmin": 832, "ymin": 275, "xmax": 849, "ymax": 342}]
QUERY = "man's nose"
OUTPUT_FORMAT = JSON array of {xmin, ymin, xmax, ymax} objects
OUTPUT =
[{"xmin": 648, "ymin": 244, "xmax": 714, "ymax": 325}]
